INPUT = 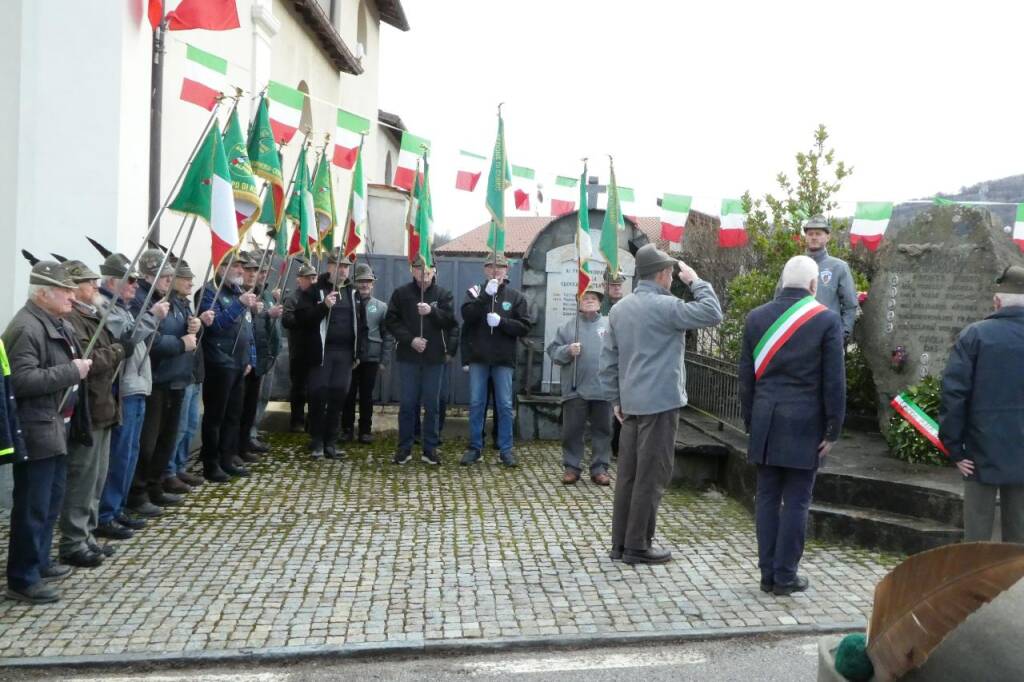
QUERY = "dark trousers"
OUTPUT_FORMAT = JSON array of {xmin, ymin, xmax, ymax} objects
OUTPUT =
[
  {"xmin": 755, "ymin": 465, "xmax": 817, "ymax": 585},
  {"xmin": 289, "ymin": 350, "xmax": 309, "ymax": 429},
  {"xmin": 131, "ymin": 385, "xmax": 184, "ymax": 505},
  {"xmin": 414, "ymin": 363, "xmax": 460, "ymax": 442},
  {"xmin": 307, "ymin": 347, "xmax": 353, "ymax": 447},
  {"xmin": 561, "ymin": 398, "xmax": 613, "ymax": 475},
  {"xmin": 398, "ymin": 361, "xmax": 443, "ymax": 452},
  {"xmin": 7, "ymin": 455, "xmax": 67, "ymax": 590},
  {"xmin": 201, "ymin": 365, "xmax": 245, "ymax": 468},
  {"xmin": 238, "ymin": 371, "xmax": 263, "ymax": 454},
  {"xmin": 611, "ymin": 418, "xmax": 621, "ymax": 457},
  {"xmin": 342, "ymin": 361, "xmax": 379, "ymax": 435},
  {"xmin": 611, "ymin": 409, "xmax": 677, "ymax": 552}
]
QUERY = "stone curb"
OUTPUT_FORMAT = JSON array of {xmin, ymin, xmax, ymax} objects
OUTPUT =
[{"xmin": 0, "ymin": 621, "xmax": 865, "ymax": 673}]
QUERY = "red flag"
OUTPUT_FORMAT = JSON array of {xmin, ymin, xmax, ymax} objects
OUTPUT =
[
  {"xmin": 166, "ymin": 0, "xmax": 240, "ymax": 31},
  {"xmin": 148, "ymin": 0, "xmax": 163, "ymax": 30}
]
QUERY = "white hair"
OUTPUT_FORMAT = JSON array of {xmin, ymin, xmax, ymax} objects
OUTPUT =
[
  {"xmin": 780, "ymin": 255, "xmax": 820, "ymax": 289},
  {"xmin": 996, "ymin": 292, "xmax": 1024, "ymax": 308},
  {"xmin": 27, "ymin": 284, "xmax": 52, "ymax": 300}
]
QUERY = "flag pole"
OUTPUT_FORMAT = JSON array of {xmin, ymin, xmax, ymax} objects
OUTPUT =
[
  {"xmin": 571, "ymin": 158, "xmax": 588, "ymax": 392},
  {"xmin": 135, "ymin": 214, "xmax": 200, "ymax": 373},
  {"xmin": 276, "ymin": 134, "xmax": 313, "ymax": 310},
  {"xmin": 227, "ymin": 183, "xmax": 274, "ymax": 357},
  {"xmin": 489, "ymin": 103, "xmax": 504, "ymax": 336},
  {"xmin": 58, "ymin": 99, "xmax": 228, "ymax": 410},
  {"xmin": 417, "ymin": 146, "xmax": 430, "ymax": 342}
]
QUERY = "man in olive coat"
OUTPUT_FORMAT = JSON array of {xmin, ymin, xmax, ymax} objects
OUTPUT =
[{"xmin": 4, "ymin": 262, "xmax": 93, "ymax": 604}]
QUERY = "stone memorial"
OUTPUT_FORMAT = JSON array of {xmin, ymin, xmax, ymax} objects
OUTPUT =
[
  {"xmin": 540, "ymin": 243, "xmax": 634, "ymax": 393},
  {"xmin": 859, "ymin": 205, "xmax": 1024, "ymax": 429}
]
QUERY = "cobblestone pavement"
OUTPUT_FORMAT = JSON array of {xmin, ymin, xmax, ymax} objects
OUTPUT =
[{"xmin": 0, "ymin": 432, "xmax": 899, "ymax": 661}]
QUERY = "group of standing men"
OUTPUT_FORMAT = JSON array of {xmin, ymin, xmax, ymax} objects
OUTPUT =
[{"xmin": 2, "ymin": 243, "xmax": 287, "ymax": 605}]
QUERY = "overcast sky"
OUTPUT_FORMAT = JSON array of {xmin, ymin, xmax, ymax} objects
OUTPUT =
[{"xmin": 379, "ymin": 0, "xmax": 1024, "ymax": 238}]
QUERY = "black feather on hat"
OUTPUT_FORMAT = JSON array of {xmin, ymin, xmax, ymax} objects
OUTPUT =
[
  {"xmin": 86, "ymin": 237, "xmax": 113, "ymax": 258},
  {"xmin": 51, "ymin": 253, "xmax": 68, "ymax": 263},
  {"xmin": 21, "ymin": 249, "xmax": 39, "ymax": 265}
]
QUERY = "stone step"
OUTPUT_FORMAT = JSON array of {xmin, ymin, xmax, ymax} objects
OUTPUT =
[
  {"xmin": 808, "ymin": 501, "xmax": 963, "ymax": 556},
  {"xmin": 813, "ymin": 471, "xmax": 963, "ymax": 528}
]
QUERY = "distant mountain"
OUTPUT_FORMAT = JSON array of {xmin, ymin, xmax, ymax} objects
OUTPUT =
[{"xmin": 890, "ymin": 174, "xmax": 1024, "ymax": 231}]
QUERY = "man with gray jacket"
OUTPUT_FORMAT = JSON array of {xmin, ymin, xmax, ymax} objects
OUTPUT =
[
  {"xmin": 777, "ymin": 215, "xmax": 858, "ymax": 340},
  {"xmin": 342, "ymin": 263, "xmax": 391, "ymax": 444},
  {"xmin": 96, "ymin": 252, "xmax": 167, "ymax": 535},
  {"xmin": 600, "ymin": 245, "xmax": 723, "ymax": 565},
  {"xmin": 547, "ymin": 282, "xmax": 613, "ymax": 486}
]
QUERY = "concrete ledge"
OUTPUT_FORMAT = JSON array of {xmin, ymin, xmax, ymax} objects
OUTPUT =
[{"xmin": 0, "ymin": 621, "xmax": 865, "ymax": 673}]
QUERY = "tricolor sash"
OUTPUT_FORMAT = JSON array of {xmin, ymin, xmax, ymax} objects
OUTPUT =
[
  {"xmin": 753, "ymin": 296, "xmax": 828, "ymax": 379},
  {"xmin": 890, "ymin": 393, "xmax": 950, "ymax": 456}
]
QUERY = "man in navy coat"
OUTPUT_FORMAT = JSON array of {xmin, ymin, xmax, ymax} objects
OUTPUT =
[{"xmin": 739, "ymin": 255, "xmax": 846, "ymax": 596}]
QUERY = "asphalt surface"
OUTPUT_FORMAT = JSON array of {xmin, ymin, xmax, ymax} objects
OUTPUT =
[{"xmin": 12, "ymin": 633, "xmax": 829, "ymax": 681}]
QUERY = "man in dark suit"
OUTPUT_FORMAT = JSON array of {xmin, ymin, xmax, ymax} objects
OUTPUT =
[{"xmin": 739, "ymin": 255, "xmax": 846, "ymax": 596}]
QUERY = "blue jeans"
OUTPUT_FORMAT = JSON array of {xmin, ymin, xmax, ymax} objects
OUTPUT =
[
  {"xmin": 469, "ymin": 364, "xmax": 514, "ymax": 454},
  {"xmin": 167, "ymin": 383, "xmax": 201, "ymax": 477},
  {"xmin": 755, "ymin": 465, "xmax": 817, "ymax": 585},
  {"xmin": 7, "ymin": 454, "xmax": 67, "ymax": 590},
  {"xmin": 99, "ymin": 394, "xmax": 146, "ymax": 524},
  {"xmin": 397, "ymin": 361, "xmax": 443, "ymax": 452}
]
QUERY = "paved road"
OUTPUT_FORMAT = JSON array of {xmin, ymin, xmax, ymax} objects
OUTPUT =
[
  {"xmin": 0, "ymin": 430, "xmax": 893, "ymax": 662},
  {"xmin": 24, "ymin": 634, "xmax": 827, "ymax": 681}
]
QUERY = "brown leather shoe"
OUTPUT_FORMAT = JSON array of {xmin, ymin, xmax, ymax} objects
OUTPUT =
[
  {"xmin": 177, "ymin": 471, "xmax": 204, "ymax": 487},
  {"xmin": 591, "ymin": 472, "xmax": 612, "ymax": 486},
  {"xmin": 161, "ymin": 476, "xmax": 192, "ymax": 495},
  {"xmin": 562, "ymin": 470, "xmax": 580, "ymax": 485}
]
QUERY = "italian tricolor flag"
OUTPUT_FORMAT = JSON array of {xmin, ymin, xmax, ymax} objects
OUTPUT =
[
  {"xmin": 333, "ymin": 108, "xmax": 369, "ymax": 170},
  {"xmin": 618, "ymin": 186, "xmax": 637, "ymax": 223},
  {"xmin": 168, "ymin": 126, "xmax": 238, "ymax": 267},
  {"xmin": 891, "ymin": 393, "xmax": 950, "ymax": 455},
  {"xmin": 511, "ymin": 165, "xmax": 535, "ymax": 211},
  {"xmin": 550, "ymin": 176, "xmax": 578, "ymax": 216},
  {"xmin": 343, "ymin": 140, "xmax": 367, "ymax": 260},
  {"xmin": 394, "ymin": 131, "xmax": 430, "ymax": 191},
  {"xmin": 1015, "ymin": 204, "xmax": 1024, "ymax": 253},
  {"xmin": 286, "ymin": 147, "xmax": 315, "ymax": 256},
  {"xmin": 267, "ymin": 80, "xmax": 305, "ymax": 144},
  {"xmin": 406, "ymin": 163, "xmax": 422, "ymax": 261},
  {"xmin": 850, "ymin": 202, "xmax": 893, "ymax": 252},
  {"xmin": 180, "ymin": 44, "xmax": 226, "ymax": 111},
  {"xmin": 718, "ymin": 198, "xmax": 748, "ymax": 248},
  {"xmin": 752, "ymin": 296, "xmax": 827, "ymax": 379},
  {"xmin": 660, "ymin": 194, "xmax": 691, "ymax": 244},
  {"xmin": 576, "ymin": 165, "xmax": 592, "ymax": 298},
  {"xmin": 455, "ymin": 150, "xmax": 486, "ymax": 192}
]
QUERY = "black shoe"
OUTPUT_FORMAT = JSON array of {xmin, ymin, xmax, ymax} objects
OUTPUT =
[
  {"xmin": 95, "ymin": 522, "xmax": 134, "ymax": 540},
  {"xmin": 128, "ymin": 501, "xmax": 163, "ymax": 518},
  {"xmin": 60, "ymin": 549, "xmax": 104, "ymax": 568},
  {"xmin": 221, "ymin": 462, "xmax": 251, "ymax": 477},
  {"xmin": 773, "ymin": 576, "xmax": 810, "ymax": 596},
  {"xmin": 460, "ymin": 449, "xmax": 481, "ymax": 466},
  {"xmin": 204, "ymin": 464, "xmax": 230, "ymax": 483},
  {"xmin": 5, "ymin": 583, "xmax": 60, "ymax": 604},
  {"xmin": 609, "ymin": 546, "xmax": 624, "ymax": 561},
  {"xmin": 498, "ymin": 450, "xmax": 517, "ymax": 468},
  {"xmin": 88, "ymin": 542, "xmax": 115, "ymax": 558},
  {"xmin": 622, "ymin": 547, "xmax": 673, "ymax": 565},
  {"xmin": 358, "ymin": 433, "xmax": 374, "ymax": 444},
  {"xmin": 41, "ymin": 564, "xmax": 73, "ymax": 583},
  {"xmin": 760, "ymin": 579, "xmax": 774, "ymax": 593},
  {"xmin": 289, "ymin": 422, "xmax": 305, "ymax": 433},
  {"xmin": 393, "ymin": 449, "xmax": 412, "ymax": 465},
  {"xmin": 239, "ymin": 450, "xmax": 260, "ymax": 463},
  {"xmin": 149, "ymin": 491, "xmax": 184, "ymax": 507},
  {"xmin": 421, "ymin": 450, "xmax": 440, "ymax": 465},
  {"xmin": 339, "ymin": 430, "xmax": 354, "ymax": 443},
  {"xmin": 248, "ymin": 438, "xmax": 270, "ymax": 453},
  {"xmin": 325, "ymin": 445, "xmax": 345, "ymax": 460},
  {"xmin": 115, "ymin": 513, "xmax": 147, "ymax": 530}
]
